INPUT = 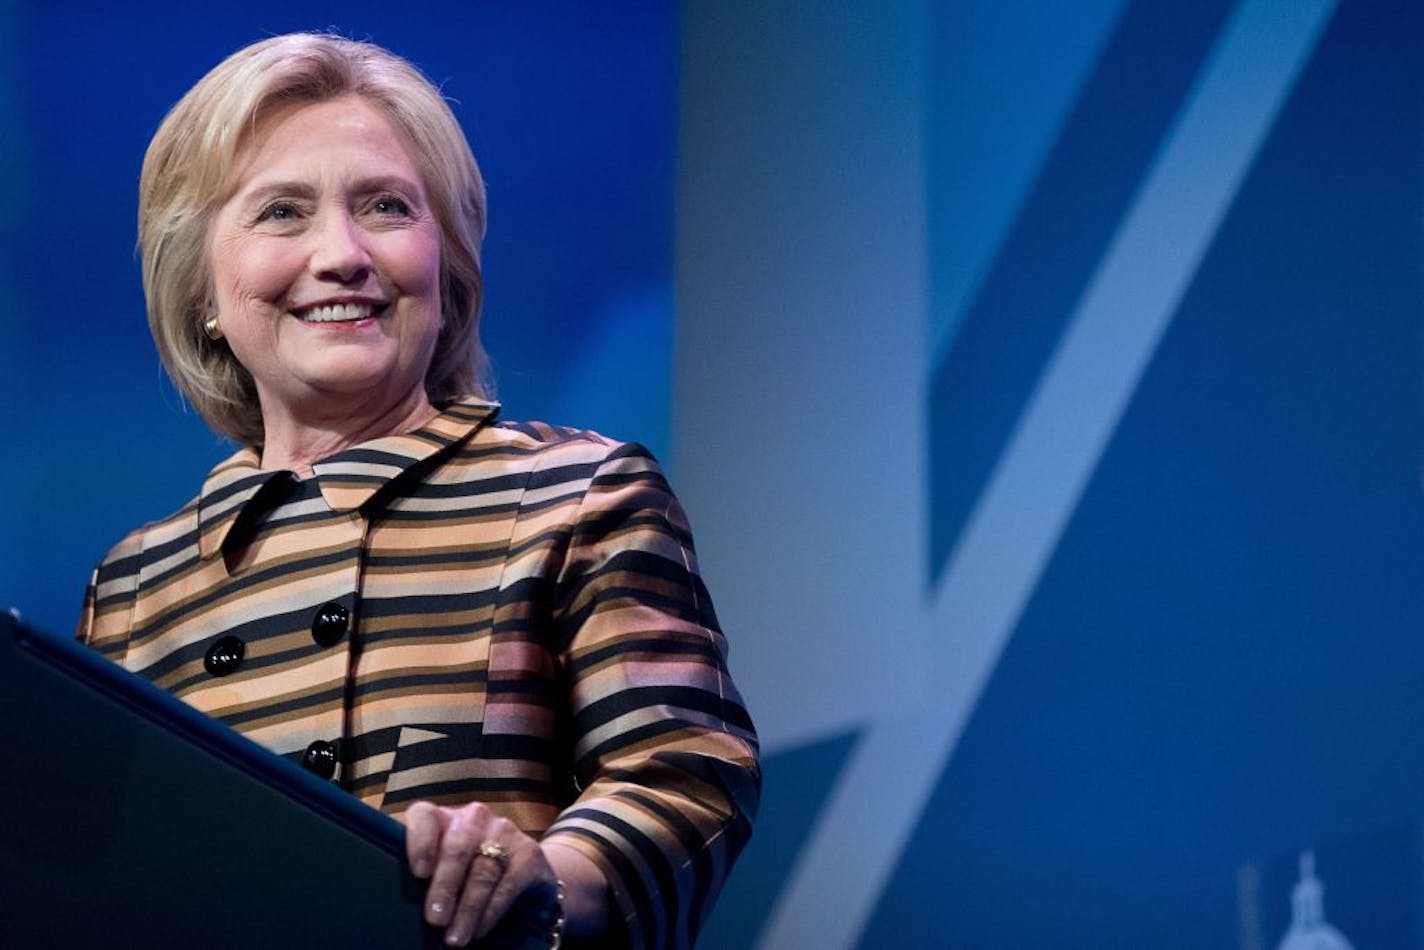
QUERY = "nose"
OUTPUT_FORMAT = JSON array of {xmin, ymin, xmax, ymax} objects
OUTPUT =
[{"xmin": 309, "ymin": 210, "xmax": 371, "ymax": 284}]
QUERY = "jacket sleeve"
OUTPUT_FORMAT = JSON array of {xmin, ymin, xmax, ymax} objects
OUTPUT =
[
  {"xmin": 74, "ymin": 531, "xmax": 144, "ymax": 661},
  {"xmin": 540, "ymin": 441, "xmax": 760, "ymax": 949}
]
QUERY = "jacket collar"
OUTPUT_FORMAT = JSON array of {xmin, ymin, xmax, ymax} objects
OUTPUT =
[{"xmin": 196, "ymin": 397, "xmax": 499, "ymax": 560}]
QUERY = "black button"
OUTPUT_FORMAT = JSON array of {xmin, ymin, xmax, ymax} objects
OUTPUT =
[
  {"xmin": 203, "ymin": 636, "xmax": 245, "ymax": 677},
  {"xmin": 310, "ymin": 602, "xmax": 349, "ymax": 647},
  {"xmin": 302, "ymin": 740, "xmax": 338, "ymax": 780}
]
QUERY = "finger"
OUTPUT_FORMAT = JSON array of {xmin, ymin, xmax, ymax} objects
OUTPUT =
[
  {"xmin": 425, "ymin": 806, "xmax": 492, "ymax": 930},
  {"xmin": 446, "ymin": 818, "xmax": 518, "ymax": 946},
  {"xmin": 405, "ymin": 802, "xmax": 445, "ymax": 879},
  {"xmin": 474, "ymin": 847, "xmax": 556, "ymax": 941}
]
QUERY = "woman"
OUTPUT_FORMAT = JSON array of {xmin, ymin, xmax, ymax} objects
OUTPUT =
[{"xmin": 76, "ymin": 33, "xmax": 758, "ymax": 949}]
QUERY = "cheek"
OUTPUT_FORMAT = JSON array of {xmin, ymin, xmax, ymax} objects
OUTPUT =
[
  {"xmin": 212, "ymin": 237, "xmax": 297, "ymax": 307},
  {"xmin": 390, "ymin": 225, "xmax": 443, "ymax": 295}
]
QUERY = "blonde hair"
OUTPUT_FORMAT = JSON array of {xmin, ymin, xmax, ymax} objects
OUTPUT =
[{"xmin": 139, "ymin": 32, "xmax": 490, "ymax": 446}]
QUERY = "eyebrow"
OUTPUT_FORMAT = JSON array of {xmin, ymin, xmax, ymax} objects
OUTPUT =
[{"xmin": 234, "ymin": 174, "xmax": 426, "ymax": 209}]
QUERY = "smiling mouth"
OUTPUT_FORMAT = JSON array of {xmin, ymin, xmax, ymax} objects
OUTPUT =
[{"xmin": 295, "ymin": 302, "xmax": 387, "ymax": 323}]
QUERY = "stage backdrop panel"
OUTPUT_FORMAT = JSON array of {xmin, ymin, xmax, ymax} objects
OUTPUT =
[
  {"xmin": 679, "ymin": 1, "xmax": 1424, "ymax": 946},
  {"xmin": 7, "ymin": 1, "xmax": 1424, "ymax": 946}
]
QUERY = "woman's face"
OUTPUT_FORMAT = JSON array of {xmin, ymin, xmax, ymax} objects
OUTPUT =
[{"xmin": 208, "ymin": 95, "xmax": 443, "ymax": 426}]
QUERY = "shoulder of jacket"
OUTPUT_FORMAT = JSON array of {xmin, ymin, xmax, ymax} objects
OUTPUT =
[
  {"xmin": 490, "ymin": 420, "xmax": 621, "ymax": 450},
  {"xmin": 94, "ymin": 495, "xmax": 201, "ymax": 575},
  {"xmin": 482, "ymin": 423, "xmax": 670, "ymax": 496}
]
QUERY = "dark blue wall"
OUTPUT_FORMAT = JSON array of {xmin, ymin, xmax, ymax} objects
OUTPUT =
[
  {"xmin": 7, "ymin": 1, "xmax": 1423, "ymax": 946},
  {"xmin": 2, "ymin": 1, "xmax": 675, "ymax": 637}
]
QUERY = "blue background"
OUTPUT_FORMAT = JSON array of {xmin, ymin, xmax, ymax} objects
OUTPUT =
[
  {"xmin": 4, "ymin": 2, "xmax": 1422, "ymax": 946},
  {"xmin": 1, "ymin": 1, "xmax": 676, "ymax": 636}
]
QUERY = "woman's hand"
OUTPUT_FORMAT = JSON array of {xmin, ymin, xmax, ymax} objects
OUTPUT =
[{"xmin": 406, "ymin": 800, "xmax": 559, "ymax": 947}]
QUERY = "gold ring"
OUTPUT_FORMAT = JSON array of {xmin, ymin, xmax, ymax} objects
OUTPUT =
[{"xmin": 477, "ymin": 840, "xmax": 511, "ymax": 869}]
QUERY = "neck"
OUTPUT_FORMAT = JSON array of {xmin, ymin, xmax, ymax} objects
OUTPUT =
[{"xmin": 256, "ymin": 389, "xmax": 439, "ymax": 477}]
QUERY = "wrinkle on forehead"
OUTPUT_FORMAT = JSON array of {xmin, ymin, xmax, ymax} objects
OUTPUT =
[{"xmin": 222, "ymin": 95, "xmax": 422, "ymax": 204}]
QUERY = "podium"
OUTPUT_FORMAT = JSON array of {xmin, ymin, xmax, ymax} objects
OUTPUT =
[{"xmin": 0, "ymin": 612, "xmax": 548, "ymax": 948}]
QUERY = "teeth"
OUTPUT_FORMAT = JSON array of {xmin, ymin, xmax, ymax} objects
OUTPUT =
[{"xmin": 301, "ymin": 303, "xmax": 378, "ymax": 322}]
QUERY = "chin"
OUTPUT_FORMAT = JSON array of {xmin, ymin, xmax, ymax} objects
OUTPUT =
[{"xmin": 297, "ymin": 356, "xmax": 399, "ymax": 389}]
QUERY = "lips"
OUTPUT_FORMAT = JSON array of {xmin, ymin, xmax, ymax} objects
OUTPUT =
[{"xmin": 294, "ymin": 301, "xmax": 387, "ymax": 323}]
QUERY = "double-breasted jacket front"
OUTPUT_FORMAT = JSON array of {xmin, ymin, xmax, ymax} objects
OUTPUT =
[{"xmin": 78, "ymin": 397, "xmax": 760, "ymax": 949}]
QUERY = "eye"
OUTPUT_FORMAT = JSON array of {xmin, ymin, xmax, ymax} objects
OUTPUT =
[
  {"xmin": 372, "ymin": 195, "xmax": 412, "ymax": 216},
  {"xmin": 255, "ymin": 200, "xmax": 301, "ymax": 224}
]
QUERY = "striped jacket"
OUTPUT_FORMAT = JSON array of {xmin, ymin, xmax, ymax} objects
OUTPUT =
[{"xmin": 77, "ymin": 397, "xmax": 760, "ymax": 949}]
